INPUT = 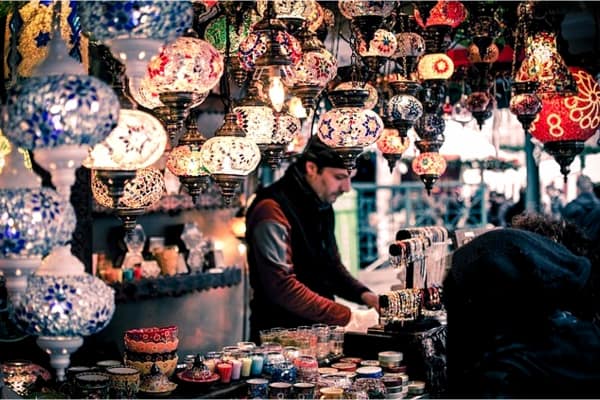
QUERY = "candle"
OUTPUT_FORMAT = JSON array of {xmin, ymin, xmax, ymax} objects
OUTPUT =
[
  {"xmin": 216, "ymin": 362, "xmax": 232, "ymax": 383},
  {"xmin": 250, "ymin": 354, "xmax": 264, "ymax": 376},
  {"xmin": 231, "ymin": 359, "xmax": 242, "ymax": 380},
  {"xmin": 240, "ymin": 356, "xmax": 252, "ymax": 377}
]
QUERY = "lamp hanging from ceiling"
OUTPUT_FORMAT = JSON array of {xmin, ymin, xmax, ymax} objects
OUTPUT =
[
  {"xmin": 529, "ymin": 67, "xmax": 600, "ymax": 180},
  {"xmin": 146, "ymin": 32, "xmax": 223, "ymax": 146},
  {"xmin": 3, "ymin": 2, "xmax": 119, "ymax": 199},
  {"xmin": 377, "ymin": 127, "xmax": 411, "ymax": 173},
  {"xmin": 78, "ymin": 1, "xmax": 193, "ymax": 90},
  {"xmin": 92, "ymin": 167, "xmax": 165, "ymax": 230},
  {"xmin": 292, "ymin": 25, "xmax": 338, "ymax": 111},
  {"xmin": 317, "ymin": 88, "xmax": 384, "ymax": 171},
  {"xmin": 238, "ymin": 3, "xmax": 302, "ymax": 113},
  {"xmin": 166, "ymin": 111, "xmax": 211, "ymax": 203},
  {"xmin": 385, "ymin": 73, "xmax": 423, "ymax": 137}
]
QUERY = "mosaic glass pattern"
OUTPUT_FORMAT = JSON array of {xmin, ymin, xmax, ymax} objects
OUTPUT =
[
  {"xmin": 4, "ymin": 75, "xmax": 119, "ymax": 150},
  {"xmin": 92, "ymin": 167, "xmax": 165, "ymax": 209},
  {"xmin": 147, "ymin": 36, "xmax": 223, "ymax": 94},
  {"xmin": 78, "ymin": 1, "xmax": 192, "ymax": 43},
  {"xmin": 0, "ymin": 187, "xmax": 76, "ymax": 258},
  {"xmin": 317, "ymin": 108, "xmax": 383, "ymax": 148},
  {"xmin": 199, "ymin": 136, "xmax": 261, "ymax": 176}
]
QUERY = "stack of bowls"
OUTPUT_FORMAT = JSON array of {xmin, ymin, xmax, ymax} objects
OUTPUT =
[{"xmin": 124, "ymin": 326, "xmax": 179, "ymax": 377}]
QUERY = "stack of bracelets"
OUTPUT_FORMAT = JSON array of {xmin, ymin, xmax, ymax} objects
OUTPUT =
[
  {"xmin": 388, "ymin": 227, "xmax": 449, "ymax": 279},
  {"xmin": 379, "ymin": 286, "xmax": 443, "ymax": 322}
]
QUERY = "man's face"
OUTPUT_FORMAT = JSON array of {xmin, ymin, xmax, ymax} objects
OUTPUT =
[{"xmin": 305, "ymin": 161, "xmax": 353, "ymax": 204}]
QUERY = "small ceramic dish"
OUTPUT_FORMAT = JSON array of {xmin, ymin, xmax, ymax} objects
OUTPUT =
[
  {"xmin": 125, "ymin": 326, "xmax": 178, "ymax": 343},
  {"xmin": 139, "ymin": 363, "xmax": 178, "ymax": 397},
  {"xmin": 176, "ymin": 371, "xmax": 220, "ymax": 387}
]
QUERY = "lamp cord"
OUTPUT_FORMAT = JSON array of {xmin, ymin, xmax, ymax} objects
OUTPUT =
[{"xmin": 221, "ymin": 11, "xmax": 233, "ymax": 114}]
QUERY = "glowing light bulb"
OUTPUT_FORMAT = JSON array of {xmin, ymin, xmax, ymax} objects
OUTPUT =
[
  {"xmin": 289, "ymin": 96, "xmax": 307, "ymax": 118},
  {"xmin": 268, "ymin": 77, "xmax": 286, "ymax": 112}
]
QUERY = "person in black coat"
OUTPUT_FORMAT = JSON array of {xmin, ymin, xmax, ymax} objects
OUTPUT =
[{"xmin": 443, "ymin": 222, "xmax": 600, "ymax": 398}]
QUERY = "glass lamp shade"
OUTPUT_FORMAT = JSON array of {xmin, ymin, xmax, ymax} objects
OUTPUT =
[
  {"xmin": 13, "ymin": 245, "xmax": 115, "ymax": 337},
  {"xmin": 235, "ymin": 105, "xmax": 276, "ymax": 145},
  {"xmin": 414, "ymin": 114, "xmax": 446, "ymax": 142},
  {"xmin": 84, "ymin": 109, "xmax": 167, "ymax": 171},
  {"xmin": 412, "ymin": 151, "xmax": 447, "ymax": 194},
  {"xmin": 78, "ymin": 1, "xmax": 193, "ymax": 81},
  {"xmin": 238, "ymin": 30, "xmax": 302, "ymax": 72},
  {"xmin": 417, "ymin": 53, "xmax": 455, "ymax": 81},
  {"xmin": 199, "ymin": 135, "xmax": 261, "ymax": 177},
  {"xmin": 386, "ymin": 94, "xmax": 424, "ymax": 130},
  {"xmin": 467, "ymin": 41, "xmax": 499, "ymax": 64},
  {"xmin": 256, "ymin": 0, "xmax": 308, "ymax": 20},
  {"xmin": 166, "ymin": 145, "xmax": 208, "ymax": 178},
  {"xmin": 204, "ymin": 13, "xmax": 256, "ymax": 56},
  {"xmin": 377, "ymin": 128, "xmax": 411, "ymax": 172},
  {"xmin": 317, "ymin": 108, "xmax": 384, "ymax": 148},
  {"xmin": 466, "ymin": 91, "xmax": 491, "ymax": 113},
  {"xmin": 4, "ymin": 75, "xmax": 119, "ymax": 150},
  {"xmin": 294, "ymin": 47, "xmax": 338, "ymax": 89},
  {"xmin": 92, "ymin": 167, "xmax": 165, "ymax": 210},
  {"xmin": 0, "ymin": 186, "xmax": 76, "ymax": 297},
  {"xmin": 356, "ymin": 29, "xmax": 397, "ymax": 58},
  {"xmin": 129, "ymin": 76, "xmax": 164, "ymax": 110},
  {"xmin": 529, "ymin": 67, "xmax": 600, "ymax": 178},
  {"xmin": 199, "ymin": 113, "xmax": 261, "ymax": 202},
  {"xmin": 335, "ymin": 82, "xmax": 379, "ymax": 110},
  {"xmin": 338, "ymin": 0, "xmax": 396, "ymax": 19},
  {"xmin": 515, "ymin": 31, "xmax": 577, "ymax": 98},
  {"xmin": 147, "ymin": 36, "xmax": 224, "ymax": 94},
  {"xmin": 304, "ymin": 0, "xmax": 326, "ymax": 33},
  {"xmin": 414, "ymin": 0, "xmax": 468, "ymax": 29},
  {"xmin": 509, "ymin": 82, "xmax": 542, "ymax": 130},
  {"xmin": 273, "ymin": 113, "xmax": 301, "ymax": 145},
  {"xmin": 394, "ymin": 32, "xmax": 426, "ymax": 58}
]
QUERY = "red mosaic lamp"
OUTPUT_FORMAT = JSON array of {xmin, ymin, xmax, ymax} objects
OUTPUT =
[
  {"xmin": 529, "ymin": 67, "xmax": 600, "ymax": 180},
  {"xmin": 377, "ymin": 128, "xmax": 411, "ymax": 173}
]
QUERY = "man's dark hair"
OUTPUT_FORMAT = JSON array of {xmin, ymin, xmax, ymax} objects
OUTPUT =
[{"xmin": 297, "ymin": 136, "xmax": 346, "ymax": 171}]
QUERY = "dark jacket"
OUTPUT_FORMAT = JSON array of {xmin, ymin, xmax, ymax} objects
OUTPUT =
[
  {"xmin": 246, "ymin": 163, "xmax": 369, "ymax": 342},
  {"xmin": 562, "ymin": 192, "xmax": 599, "ymax": 226},
  {"xmin": 443, "ymin": 228, "xmax": 600, "ymax": 398}
]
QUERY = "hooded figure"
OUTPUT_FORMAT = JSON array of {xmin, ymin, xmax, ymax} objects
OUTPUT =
[{"xmin": 443, "ymin": 228, "xmax": 600, "ymax": 398}]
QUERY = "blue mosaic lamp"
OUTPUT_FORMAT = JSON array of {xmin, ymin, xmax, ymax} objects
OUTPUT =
[
  {"xmin": 3, "ymin": 6, "xmax": 120, "ymax": 198},
  {"xmin": 78, "ymin": 1, "xmax": 193, "ymax": 85},
  {"xmin": 13, "ymin": 245, "xmax": 116, "ymax": 382},
  {"xmin": 0, "ymin": 148, "xmax": 76, "ymax": 300}
]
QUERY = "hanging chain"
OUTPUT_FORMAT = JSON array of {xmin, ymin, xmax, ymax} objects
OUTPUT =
[
  {"xmin": 512, "ymin": 2, "xmax": 531, "ymax": 80},
  {"xmin": 349, "ymin": 26, "xmax": 362, "ymax": 85},
  {"xmin": 221, "ymin": 9, "xmax": 233, "ymax": 113}
]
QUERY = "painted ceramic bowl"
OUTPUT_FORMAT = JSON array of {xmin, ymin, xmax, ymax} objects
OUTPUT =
[
  {"xmin": 106, "ymin": 367, "xmax": 140, "ymax": 399},
  {"xmin": 124, "ymin": 352, "xmax": 179, "ymax": 377},
  {"xmin": 124, "ymin": 336, "xmax": 179, "ymax": 354},
  {"xmin": 124, "ymin": 326, "xmax": 178, "ymax": 343}
]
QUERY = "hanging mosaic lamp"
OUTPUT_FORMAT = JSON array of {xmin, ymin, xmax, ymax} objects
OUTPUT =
[
  {"xmin": 516, "ymin": 31, "xmax": 577, "ymax": 99},
  {"xmin": 377, "ymin": 128, "xmax": 411, "ymax": 173},
  {"xmin": 292, "ymin": 27, "xmax": 338, "ymax": 110},
  {"xmin": 78, "ymin": 1, "xmax": 193, "ymax": 86},
  {"xmin": 3, "ymin": 6, "xmax": 119, "ymax": 199},
  {"xmin": 385, "ymin": 75, "xmax": 423, "ymax": 137},
  {"xmin": 412, "ymin": 150, "xmax": 447, "ymax": 195},
  {"xmin": 199, "ymin": 113, "xmax": 261, "ymax": 204},
  {"xmin": 529, "ymin": 67, "xmax": 600, "ymax": 180},
  {"xmin": 466, "ymin": 91, "xmax": 492, "ymax": 129},
  {"xmin": 509, "ymin": 81, "xmax": 542, "ymax": 132},
  {"xmin": 394, "ymin": 31, "xmax": 426, "ymax": 77},
  {"xmin": 92, "ymin": 167, "xmax": 165, "ymax": 230},
  {"xmin": 317, "ymin": 88, "xmax": 384, "ymax": 170},
  {"xmin": 146, "ymin": 34, "xmax": 222, "ymax": 146},
  {"xmin": 166, "ymin": 113, "xmax": 211, "ymax": 203}
]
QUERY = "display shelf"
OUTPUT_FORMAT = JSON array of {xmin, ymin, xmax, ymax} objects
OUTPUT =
[{"xmin": 109, "ymin": 267, "xmax": 242, "ymax": 303}]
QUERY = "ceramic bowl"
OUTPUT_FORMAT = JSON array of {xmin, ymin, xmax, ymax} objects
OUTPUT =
[
  {"xmin": 73, "ymin": 372, "xmax": 111, "ymax": 399},
  {"xmin": 125, "ymin": 326, "xmax": 178, "ymax": 343},
  {"xmin": 125, "ymin": 353, "xmax": 179, "ymax": 377},
  {"xmin": 124, "ymin": 336, "xmax": 179, "ymax": 354},
  {"xmin": 139, "ymin": 364, "xmax": 178, "ymax": 397}
]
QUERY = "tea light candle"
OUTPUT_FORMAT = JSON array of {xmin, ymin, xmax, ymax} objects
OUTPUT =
[
  {"xmin": 133, "ymin": 266, "xmax": 142, "ymax": 280},
  {"xmin": 250, "ymin": 354, "xmax": 264, "ymax": 376},
  {"xmin": 231, "ymin": 359, "xmax": 242, "ymax": 380},
  {"xmin": 240, "ymin": 356, "xmax": 252, "ymax": 377},
  {"xmin": 216, "ymin": 362, "xmax": 232, "ymax": 383}
]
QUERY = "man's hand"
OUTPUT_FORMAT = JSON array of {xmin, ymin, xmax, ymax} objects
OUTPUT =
[{"xmin": 361, "ymin": 291, "xmax": 380, "ymax": 313}]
